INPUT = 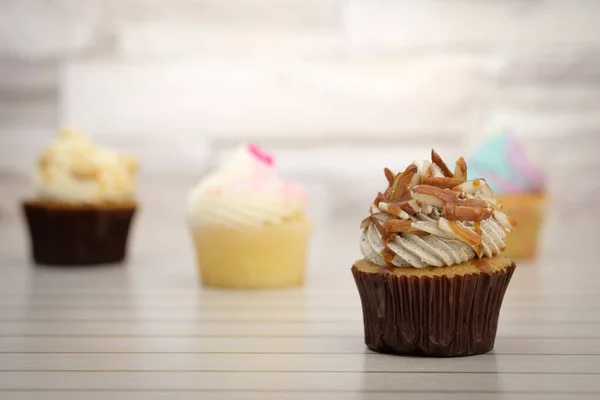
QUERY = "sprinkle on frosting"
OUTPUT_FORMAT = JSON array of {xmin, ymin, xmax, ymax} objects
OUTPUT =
[
  {"xmin": 360, "ymin": 150, "xmax": 517, "ymax": 269},
  {"xmin": 33, "ymin": 127, "xmax": 137, "ymax": 204},
  {"xmin": 187, "ymin": 144, "xmax": 308, "ymax": 228},
  {"xmin": 248, "ymin": 143, "xmax": 274, "ymax": 166}
]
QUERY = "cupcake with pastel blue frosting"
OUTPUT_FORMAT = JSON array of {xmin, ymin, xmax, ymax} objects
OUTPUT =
[{"xmin": 468, "ymin": 131, "xmax": 547, "ymax": 259}]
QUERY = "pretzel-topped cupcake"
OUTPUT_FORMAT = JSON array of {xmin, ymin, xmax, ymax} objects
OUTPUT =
[{"xmin": 353, "ymin": 150, "xmax": 518, "ymax": 357}]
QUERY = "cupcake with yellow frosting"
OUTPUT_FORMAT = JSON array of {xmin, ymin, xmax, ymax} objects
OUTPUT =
[
  {"xmin": 23, "ymin": 128, "xmax": 138, "ymax": 265},
  {"xmin": 187, "ymin": 144, "xmax": 312, "ymax": 289}
]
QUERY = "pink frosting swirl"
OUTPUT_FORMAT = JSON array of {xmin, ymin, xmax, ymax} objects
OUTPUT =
[{"xmin": 187, "ymin": 144, "xmax": 308, "ymax": 227}]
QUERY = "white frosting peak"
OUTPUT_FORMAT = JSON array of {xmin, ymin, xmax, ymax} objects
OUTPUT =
[
  {"xmin": 33, "ymin": 128, "xmax": 137, "ymax": 204},
  {"xmin": 187, "ymin": 145, "xmax": 308, "ymax": 228}
]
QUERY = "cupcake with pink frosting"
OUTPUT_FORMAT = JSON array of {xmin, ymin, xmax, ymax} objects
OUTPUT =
[
  {"xmin": 469, "ymin": 131, "xmax": 547, "ymax": 260},
  {"xmin": 187, "ymin": 144, "xmax": 312, "ymax": 288}
]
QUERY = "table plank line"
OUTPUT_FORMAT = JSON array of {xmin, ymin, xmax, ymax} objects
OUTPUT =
[
  {"xmin": 0, "ymin": 334, "xmax": 599, "ymax": 340},
  {"xmin": 0, "ymin": 306, "xmax": 595, "ymax": 312},
  {"xmin": 0, "ymin": 321, "xmax": 596, "ymax": 339},
  {"xmin": 1, "ymin": 389, "xmax": 599, "ymax": 394},
  {"xmin": 1, "ymin": 319, "xmax": 599, "ymax": 325},
  {"xmin": 1, "ymin": 352, "xmax": 598, "ymax": 357},
  {"xmin": 1, "ymin": 353, "xmax": 598, "ymax": 374},
  {"xmin": 0, "ymin": 371, "xmax": 599, "ymax": 392},
  {"xmin": 0, "ymin": 392, "xmax": 596, "ymax": 400},
  {"xmin": 0, "ymin": 337, "xmax": 598, "ymax": 353},
  {"xmin": 0, "ymin": 370, "xmax": 598, "ymax": 375}
]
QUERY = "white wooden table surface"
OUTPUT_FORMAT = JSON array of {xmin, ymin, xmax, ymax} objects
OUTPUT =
[{"xmin": 0, "ymin": 210, "xmax": 598, "ymax": 400}]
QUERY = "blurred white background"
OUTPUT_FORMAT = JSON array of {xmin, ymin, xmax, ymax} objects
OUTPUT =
[{"xmin": 1, "ymin": 0, "xmax": 599, "ymax": 269}]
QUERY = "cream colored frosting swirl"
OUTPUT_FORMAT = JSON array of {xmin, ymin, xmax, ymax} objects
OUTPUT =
[
  {"xmin": 187, "ymin": 144, "xmax": 308, "ymax": 228},
  {"xmin": 360, "ymin": 150, "xmax": 517, "ymax": 268},
  {"xmin": 34, "ymin": 128, "xmax": 137, "ymax": 204}
]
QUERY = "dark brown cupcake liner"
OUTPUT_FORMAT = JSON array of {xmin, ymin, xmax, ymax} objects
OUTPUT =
[
  {"xmin": 352, "ymin": 262, "xmax": 516, "ymax": 357},
  {"xmin": 23, "ymin": 201, "xmax": 137, "ymax": 266}
]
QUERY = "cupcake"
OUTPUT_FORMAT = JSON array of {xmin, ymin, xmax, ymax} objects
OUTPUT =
[
  {"xmin": 23, "ymin": 128, "xmax": 138, "ymax": 265},
  {"xmin": 469, "ymin": 131, "xmax": 547, "ymax": 260},
  {"xmin": 352, "ymin": 150, "xmax": 517, "ymax": 357},
  {"xmin": 187, "ymin": 144, "xmax": 312, "ymax": 289}
]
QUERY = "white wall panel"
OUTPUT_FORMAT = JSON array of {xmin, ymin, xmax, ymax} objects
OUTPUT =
[
  {"xmin": 343, "ymin": 0, "xmax": 600, "ymax": 49},
  {"xmin": 60, "ymin": 58, "xmax": 484, "ymax": 139}
]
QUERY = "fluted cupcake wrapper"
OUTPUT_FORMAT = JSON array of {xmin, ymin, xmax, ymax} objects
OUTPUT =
[
  {"xmin": 23, "ymin": 202, "xmax": 136, "ymax": 266},
  {"xmin": 352, "ymin": 263, "xmax": 516, "ymax": 357}
]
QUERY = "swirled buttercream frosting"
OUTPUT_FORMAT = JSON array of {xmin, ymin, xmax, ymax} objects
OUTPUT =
[
  {"xmin": 360, "ymin": 150, "xmax": 517, "ymax": 268},
  {"xmin": 34, "ymin": 128, "xmax": 137, "ymax": 204},
  {"xmin": 187, "ymin": 144, "xmax": 308, "ymax": 228}
]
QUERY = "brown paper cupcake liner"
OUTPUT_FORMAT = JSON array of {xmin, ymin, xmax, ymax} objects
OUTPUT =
[
  {"xmin": 352, "ymin": 262, "xmax": 516, "ymax": 357},
  {"xmin": 23, "ymin": 202, "xmax": 136, "ymax": 266}
]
